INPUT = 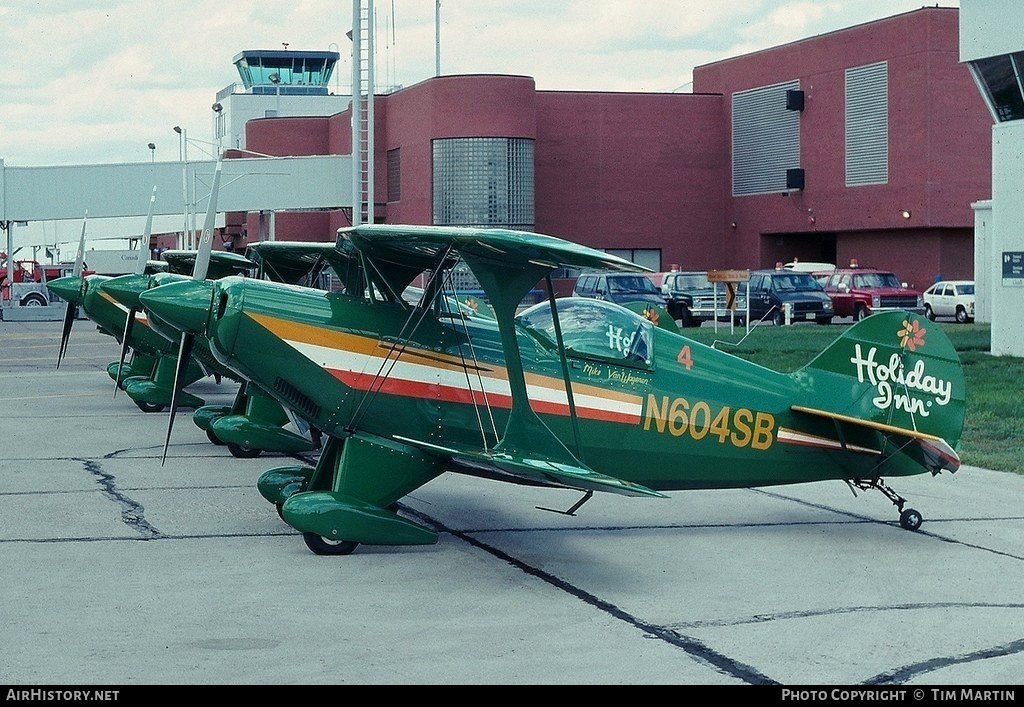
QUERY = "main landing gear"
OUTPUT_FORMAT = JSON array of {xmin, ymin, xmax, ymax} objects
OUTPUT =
[{"xmin": 849, "ymin": 478, "xmax": 923, "ymax": 531}]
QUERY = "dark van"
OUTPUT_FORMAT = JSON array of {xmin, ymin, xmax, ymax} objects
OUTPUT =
[
  {"xmin": 572, "ymin": 272, "xmax": 667, "ymax": 309},
  {"xmin": 745, "ymin": 269, "xmax": 834, "ymax": 325}
]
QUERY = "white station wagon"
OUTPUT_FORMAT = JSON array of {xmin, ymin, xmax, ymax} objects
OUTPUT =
[{"xmin": 923, "ymin": 280, "xmax": 975, "ymax": 323}]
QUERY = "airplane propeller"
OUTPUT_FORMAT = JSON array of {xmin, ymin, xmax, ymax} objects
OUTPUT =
[
  {"xmin": 161, "ymin": 159, "xmax": 222, "ymax": 465},
  {"xmin": 113, "ymin": 187, "xmax": 157, "ymax": 397},
  {"xmin": 56, "ymin": 211, "xmax": 88, "ymax": 369}
]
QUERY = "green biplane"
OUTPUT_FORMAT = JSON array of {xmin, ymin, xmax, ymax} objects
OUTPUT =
[
  {"xmin": 46, "ymin": 188, "xmax": 254, "ymax": 414},
  {"xmin": 138, "ymin": 218, "xmax": 966, "ymax": 557},
  {"xmin": 51, "ymin": 175, "xmax": 324, "ymax": 459}
]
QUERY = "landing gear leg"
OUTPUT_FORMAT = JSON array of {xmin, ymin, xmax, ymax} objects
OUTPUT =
[{"xmin": 851, "ymin": 478, "xmax": 923, "ymax": 531}]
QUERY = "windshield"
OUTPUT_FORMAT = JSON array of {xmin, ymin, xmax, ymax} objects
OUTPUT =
[
  {"xmin": 854, "ymin": 273, "xmax": 902, "ymax": 288},
  {"xmin": 608, "ymin": 275, "xmax": 658, "ymax": 294},
  {"xmin": 674, "ymin": 273, "xmax": 710, "ymax": 289},
  {"xmin": 770, "ymin": 272, "xmax": 824, "ymax": 292}
]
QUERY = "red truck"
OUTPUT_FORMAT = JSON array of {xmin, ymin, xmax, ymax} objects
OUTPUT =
[
  {"xmin": 822, "ymin": 266, "xmax": 925, "ymax": 321},
  {"xmin": 1, "ymin": 258, "xmax": 85, "ymax": 307}
]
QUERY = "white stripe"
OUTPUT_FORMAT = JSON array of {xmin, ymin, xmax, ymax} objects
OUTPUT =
[
  {"xmin": 284, "ymin": 337, "xmax": 643, "ymax": 418},
  {"xmin": 777, "ymin": 427, "xmax": 879, "ymax": 455}
]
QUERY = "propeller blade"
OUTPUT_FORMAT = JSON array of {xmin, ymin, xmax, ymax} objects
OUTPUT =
[
  {"xmin": 161, "ymin": 332, "xmax": 195, "ymax": 467},
  {"xmin": 73, "ymin": 211, "xmax": 88, "ymax": 277},
  {"xmin": 115, "ymin": 186, "xmax": 156, "ymax": 397},
  {"xmin": 136, "ymin": 186, "xmax": 157, "ymax": 276},
  {"xmin": 56, "ymin": 211, "xmax": 88, "ymax": 369},
  {"xmin": 56, "ymin": 301, "xmax": 77, "ymax": 369},
  {"xmin": 191, "ymin": 159, "xmax": 223, "ymax": 283},
  {"xmin": 113, "ymin": 312, "xmax": 135, "ymax": 398},
  {"xmin": 159, "ymin": 162, "xmax": 220, "ymax": 465}
]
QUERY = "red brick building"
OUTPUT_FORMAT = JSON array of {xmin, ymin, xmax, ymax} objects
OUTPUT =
[{"xmin": 236, "ymin": 6, "xmax": 990, "ymax": 291}]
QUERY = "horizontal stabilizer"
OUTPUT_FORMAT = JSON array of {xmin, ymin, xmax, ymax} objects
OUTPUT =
[
  {"xmin": 393, "ymin": 435, "xmax": 667, "ymax": 498},
  {"xmin": 791, "ymin": 405, "xmax": 960, "ymax": 473}
]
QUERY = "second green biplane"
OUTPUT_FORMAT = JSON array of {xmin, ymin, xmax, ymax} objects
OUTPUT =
[{"xmin": 139, "ymin": 223, "xmax": 966, "ymax": 557}]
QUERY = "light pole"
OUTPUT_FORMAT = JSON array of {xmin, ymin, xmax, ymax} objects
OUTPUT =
[
  {"xmin": 148, "ymin": 142, "xmax": 156, "ymax": 162},
  {"xmin": 436, "ymin": 0, "xmax": 442, "ymax": 76},
  {"xmin": 268, "ymin": 72, "xmax": 281, "ymax": 114},
  {"xmin": 173, "ymin": 126, "xmax": 189, "ymax": 249},
  {"xmin": 211, "ymin": 102, "xmax": 224, "ymax": 153}
]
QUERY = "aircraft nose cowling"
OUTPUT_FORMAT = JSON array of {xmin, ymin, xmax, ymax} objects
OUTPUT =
[
  {"xmin": 100, "ymin": 274, "xmax": 151, "ymax": 309},
  {"xmin": 139, "ymin": 280, "xmax": 214, "ymax": 335},
  {"xmin": 46, "ymin": 275, "xmax": 84, "ymax": 304}
]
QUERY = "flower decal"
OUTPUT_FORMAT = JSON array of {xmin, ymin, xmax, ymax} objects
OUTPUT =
[
  {"xmin": 897, "ymin": 318, "xmax": 926, "ymax": 352},
  {"xmin": 643, "ymin": 306, "xmax": 660, "ymax": 326}
]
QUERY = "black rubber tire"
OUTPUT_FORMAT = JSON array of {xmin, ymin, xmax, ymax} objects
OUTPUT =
[
  {"xmin": 955, "ymin": 306, "xmax": 968, "ymax": 324},
  {"xmin": 302, "ymin": 532, "xmax": 359, "ymax": 556},
  {"xmin": 924, "ymin": 304, "xmax": 936, "ymax": 321},
  {"xmin": 206, "ymin": 429, "xmax": 226, "ymax": 446},
  {"xmin": 899, "ymin": 508, "xmax": 923, "ymax": 531},
  {"xmin": 772, "ymin": 310, "xmax": 785, "ymax": 326},
  {"xmin": 21, "ymin": 292, "xmax": 48, "ymax": 307},
  {"xmin": 855, "ymin": 305, "xmax": 869, "ymax": 321},
  {"xmin": 227, "ymin": 442, "xmax": 262, "ymax": 459},
  {"xmin": 134, "ymin": 400, "xmax": 165, "ymax": 413}
]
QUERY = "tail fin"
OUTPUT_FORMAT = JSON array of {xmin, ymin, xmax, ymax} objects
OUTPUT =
[{"xmin": 793, "ymin": 311, "xmax": 965, "ymax": 466}]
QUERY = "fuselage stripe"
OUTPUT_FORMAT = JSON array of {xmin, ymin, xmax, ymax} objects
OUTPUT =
[{"xmin": 278, "ymin": 333, "xmax": 643, "ymax": 424}]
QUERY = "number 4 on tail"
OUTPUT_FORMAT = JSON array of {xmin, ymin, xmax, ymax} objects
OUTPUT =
[{"xmin": 677, "ymin": 345, "xmax": 693, "ymax": 370}]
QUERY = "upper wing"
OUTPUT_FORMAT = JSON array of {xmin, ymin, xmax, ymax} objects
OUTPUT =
[
  {"xmin": 244, "ymin": 240, "xmax": 363, "ymax": 288},
  {"xmin": 161, "ymin": 250, "xmax": 256, "ymax": 279},
  {"xmin": 340, "ymin": 224, "xmax": 649, "ymax": 278}
]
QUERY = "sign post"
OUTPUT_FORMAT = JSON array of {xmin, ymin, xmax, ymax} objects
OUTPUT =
[{"xmin": 707, "ymin": 269, "xmax": 750, "ymax": 333}]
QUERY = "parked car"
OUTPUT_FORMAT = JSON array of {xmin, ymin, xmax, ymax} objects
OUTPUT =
[
  {"xmin": 658, "ymin": 270, "xmax": 745, "ymax": 327},
  {"xmin": 822, "ymin": 267, "xmax": 925, "ymax": 321},
  {"xmin": 744, "ymin": 269, "xmax": 834, "ymax": 325},
  {"xmin": 573, "ymin": 272, "xmax": 668, "ymax": 309},
  {"xmin": 923, "ymin": 280, "xmax": 975, "ymax": 323},
  {"xmin": 784, "ymin": 260, "xmax": 836, "ymax": 275},
  {"xmin": 784, "ymin": 261, "xmax": 837, "ymax": 287}
]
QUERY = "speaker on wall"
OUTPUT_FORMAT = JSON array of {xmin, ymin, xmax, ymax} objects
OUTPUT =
[
  {"xmin": 786, "ymin": 168, "xmax": 805, "ymax": 190},
  {"xmin": 786, "ymin": 89, "xmax": 805, "ymax": 111}
]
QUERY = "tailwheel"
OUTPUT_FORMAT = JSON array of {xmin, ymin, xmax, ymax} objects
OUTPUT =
[
  {"xmin": 303, "ymin": 532, "xmax": 359, "ymax": 556},
  {"xmin": 227, "ymin": 442, "xmax": 262, "ymax": 459},
  {"xmin": 206, "ymin": 429, "xmax": 225, "ymax": 446},
  {"xmin": 135, "ymin": 400, "xmax": 165, "ymax": 413},
  {"xmin": 852, "ymin": 477, "xmax": 924, "ymax": 532},
  {"xmin": 900, "ymin": 508, "xmax": 923, "ymax": 532}
]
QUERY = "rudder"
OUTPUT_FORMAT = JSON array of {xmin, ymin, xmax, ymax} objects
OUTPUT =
[{"xmin": 795, "ymin": 311, "xmax": 965, "ymax": 449}]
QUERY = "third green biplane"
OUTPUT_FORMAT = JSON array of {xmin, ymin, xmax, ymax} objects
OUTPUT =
[{"xmin": 139, "ymin": 222, "xmax": 966, "ymax": 557}]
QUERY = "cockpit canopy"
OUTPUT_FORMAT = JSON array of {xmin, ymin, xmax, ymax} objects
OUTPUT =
[{"xmin": 517, "ymin": 297, "xmax": 654, "ymax": 367}]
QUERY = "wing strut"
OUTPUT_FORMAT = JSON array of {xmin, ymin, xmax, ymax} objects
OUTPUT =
[
  {"xmin": 463, "ymin": 255, "xmax": 583, "ymax": 467},
  {"xmin": 542, "ymin": 272, "xmax": 585, "ymax": 463}
]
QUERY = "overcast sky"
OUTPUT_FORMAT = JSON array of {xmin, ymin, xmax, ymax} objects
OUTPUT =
[
  {"xmin": 1, "ymin": 1, "xmax": 961, "ymax": 249},
  {"xmin": 1, "ymin": 0, "xmax": 961, "ymax": 168}
]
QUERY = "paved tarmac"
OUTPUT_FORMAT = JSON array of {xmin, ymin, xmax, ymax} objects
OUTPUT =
[{"xmin": 1, "ymin": 320, "xmax": 1023, "ymax": 686}]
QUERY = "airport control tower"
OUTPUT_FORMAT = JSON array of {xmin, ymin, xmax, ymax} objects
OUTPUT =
[{"xmin": 212, "ymin": 48, "xmax": 349, "ymax": 153}]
